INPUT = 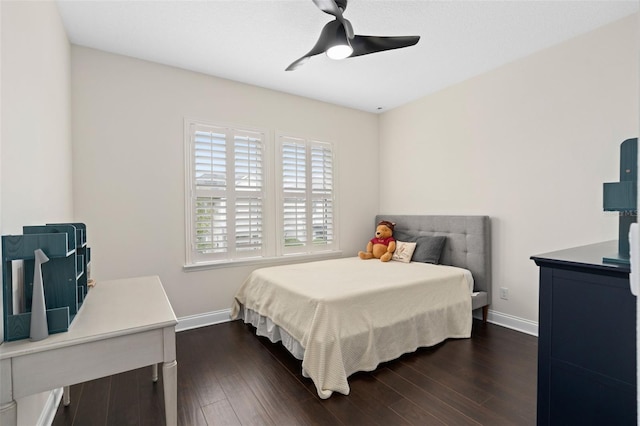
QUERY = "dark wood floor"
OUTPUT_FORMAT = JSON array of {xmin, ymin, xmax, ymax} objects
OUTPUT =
[{"xmin": 53, "ymin": 319, "xmax": 537, "ymax": 426}]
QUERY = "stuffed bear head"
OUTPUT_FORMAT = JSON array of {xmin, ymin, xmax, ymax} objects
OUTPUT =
[{"xmin": 375, "ymin": 221, "xmax": 395, "ymax": 239}]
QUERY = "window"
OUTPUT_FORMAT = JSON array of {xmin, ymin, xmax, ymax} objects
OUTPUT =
[
  {"xmin": 185, "ymin": 119, "xmax": 338, "ymax": 267},
  {"xmin": 278, "ymin": 135, "xmax": 336, "ymax": 255},
  {"xmin": 186, "ymin": 121, "xmax": 265, "ymax": 264}
]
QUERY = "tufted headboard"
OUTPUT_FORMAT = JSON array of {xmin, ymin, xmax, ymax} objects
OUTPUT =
[{"xmin": 375, "ymin": 215, "xmax": 492, "ymax": 312}]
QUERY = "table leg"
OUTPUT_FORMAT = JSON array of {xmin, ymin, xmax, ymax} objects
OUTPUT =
[
  {"xmin": 152, "ymin": 363, "xmax": 158, "ymax": 382},
  {"xmin": 63, "ymin": 386, "xmax": 71, "ymax": 406},
  {"xmin": 0, "ymin": 400, "xmax": 17, "ymax": 426},
  {"xmin": 163, "ymin": 360, "xmax": 177, "ymax": 426}
]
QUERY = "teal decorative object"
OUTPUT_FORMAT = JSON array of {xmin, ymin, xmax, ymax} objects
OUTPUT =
[
  {"xmin": 30, "ymin": 249, "xmax": 50, "ymax": 341},
  {"xmin": 2, "ymin": 223, "xmax": 90, "ymax": 341}
]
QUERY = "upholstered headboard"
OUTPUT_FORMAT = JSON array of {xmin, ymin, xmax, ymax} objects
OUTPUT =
[{"xmin": 375, "ymin": 215, "xmax": 492, "ymax": 312}]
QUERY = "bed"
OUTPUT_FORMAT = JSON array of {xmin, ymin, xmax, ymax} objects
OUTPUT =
[{"xmin": 231, "ymin": 215, "xmax": 491, "ymax": 399}]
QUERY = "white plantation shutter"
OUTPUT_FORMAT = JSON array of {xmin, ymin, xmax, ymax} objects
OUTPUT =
[
  {"xmin": 186, "ymin": 119, "xmax": 338, "ymax": 267},
  {"xmin": 193, "ymin": 196, "xmax": 227, "ymax": 255},
  {"xmin": 282, "ymin": 141, "xmax": 307, "ymax": 247},
  {"xmin": 188, "ymin": 121, "xmax": 265, "ymax": 263},
  {"xmin": 310, "ymin": 143, "xmax": 334, "ymax": 246},
  {"xmin": 279, "ymin": 135, "xmax": 336, "ymax": 254},
  {"xmin": 234, "ymin": 134, "xmax": 264, "ymax": 254}
]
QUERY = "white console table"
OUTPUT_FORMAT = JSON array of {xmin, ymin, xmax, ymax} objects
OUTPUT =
[{"xmin": 0, "ymin": 275, "xmax": 177, "ymax": 425}]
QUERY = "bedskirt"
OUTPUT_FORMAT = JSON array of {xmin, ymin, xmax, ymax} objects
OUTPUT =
[{"xmin": 236, "ymin": 304, "xmax": 306, "ymax": 360}]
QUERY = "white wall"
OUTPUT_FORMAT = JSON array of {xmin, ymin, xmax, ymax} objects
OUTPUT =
[
  {"xmin": 1, "ymin": 1, "xmax": 73, "ymax": 234},
  {"xmin": 1, "ymin": 0, "xmax": 73, "ymax": 423},
  {"xmin": 379, "ymin": 14, "xmax": 639, "ymax": 326},
  {"xmin": 71, "ymin": 46, "xmax": 379, "ymax": 319}
]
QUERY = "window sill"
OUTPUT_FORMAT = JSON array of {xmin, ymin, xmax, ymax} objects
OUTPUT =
[{"xmin": 183, "ymin": 250, "xmax": 344, "ymax": 272}]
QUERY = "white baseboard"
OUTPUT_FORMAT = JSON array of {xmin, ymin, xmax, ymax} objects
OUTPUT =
[
  {"xmin": 182, "ymin": 308, "xmax": 538, "ymax": 337},
  {"xmin": 176, "ymin": 309, "xmax": 232, "ymax": 332},
  {"xmin": 37, "ymin": 387, "xmax": 63, "ymax": 426},
  {"xmin": 475, "ymin": 308, "xmax": 539, "ymax": 336}
]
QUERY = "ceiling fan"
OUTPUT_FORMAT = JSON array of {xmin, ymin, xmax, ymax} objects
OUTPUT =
[{"xmin": 286, "ymin": 0, "xmax": 420, "ymax": 71}]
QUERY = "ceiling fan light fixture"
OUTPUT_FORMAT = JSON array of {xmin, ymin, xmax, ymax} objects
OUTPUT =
[
  {"xmin": 286, "ymin": 0, "xmax": 420, "ymax": 71},
  {"xmin": 326, "ymin": 43, "xmax": 353, "ymax": 60}
]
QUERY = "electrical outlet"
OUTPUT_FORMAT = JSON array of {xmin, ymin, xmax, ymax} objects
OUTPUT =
[{"xmin": 500, "ymin": 287, "xmax": 509, "ymax": 300}]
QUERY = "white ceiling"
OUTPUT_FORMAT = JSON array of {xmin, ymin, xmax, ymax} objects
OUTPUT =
[{"xmin": 56, "ymin": 0, "xmax": 638, "ymax": 113}]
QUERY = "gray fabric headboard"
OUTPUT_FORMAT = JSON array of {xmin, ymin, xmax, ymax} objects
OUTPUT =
[{"xmin": 375, "ymin": 215, "xmax": 492, "ymax": 299}]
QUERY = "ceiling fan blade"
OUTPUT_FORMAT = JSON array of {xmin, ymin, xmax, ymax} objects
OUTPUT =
[
  {"xmin": 349, "ymin": 35, "xmax": 420, "ymax": 58},
  {"xmin": 311, "ymin": 0, "xmax": 354, "ymax": 39},
  {"xmin": 286, "ymin": 20, "xmax": 347, "ymax": 71},
  {"xmin": 286, "ymin": 56, "xmax": 312, "ymax": 71}
]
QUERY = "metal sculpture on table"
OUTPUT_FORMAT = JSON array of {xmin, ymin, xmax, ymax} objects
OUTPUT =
[{"xmin": 30, "ymin": 248, "xmax": 50, "ymax": 341}]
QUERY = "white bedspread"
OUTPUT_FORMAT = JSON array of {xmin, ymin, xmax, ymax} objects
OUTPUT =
[{"xmin": 230, "ymin": 257, "xmax": 472, "ymax": 399}]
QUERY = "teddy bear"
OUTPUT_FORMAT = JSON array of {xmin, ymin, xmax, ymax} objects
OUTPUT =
[{"xmin": 358, "ymin": 220, "xmax": 396, "ymax": 262}]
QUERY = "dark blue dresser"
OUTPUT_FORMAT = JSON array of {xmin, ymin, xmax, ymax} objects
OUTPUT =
[{"xmin": 532, "ymin": 241, "xmax": 636, "ymax": 425}]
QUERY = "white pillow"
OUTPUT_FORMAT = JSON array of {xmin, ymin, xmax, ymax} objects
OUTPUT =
[{"xmin": 392, "ymin": 241, "xmax": 417, "ymax": 263}]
